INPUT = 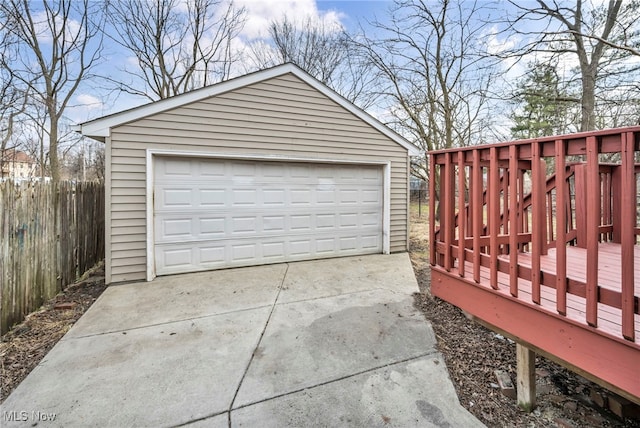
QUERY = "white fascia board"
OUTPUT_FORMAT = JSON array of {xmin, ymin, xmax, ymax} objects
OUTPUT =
[{"xmin": 78, "ymin": 63, "xmax": 421, "ymax": 156}]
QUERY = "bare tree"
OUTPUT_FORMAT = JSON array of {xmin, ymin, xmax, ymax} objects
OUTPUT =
[
  {"xmin": 0, "ymin": 19, "xmax": 29, "ymax": 177},
  {"xmin": 0, "ymin": 0, "xmax": 105, "ymax": 183},
  {"xmin": 248, "ymin": 15, "xmax": 378, "ymax": 109},
  {"xmin": 107, "ymin": 0, "xmax": 246, "ymax": 101},
  {"xmin": 63, "ymin": 138, "xmax": 103, "ymax": 180},
  {"xmin": 268, "ymin": 16, "xmax": 349, "ymax": 85},
  {"xmin": 505, "ymin": 0, "xmax": 640, "ymax": 131},
  {"xmin": 354, "ymin": 0, "xmax": 499, "ymax": 180},
  {"xmin": 17, "ymin": 100, "xmax": 51, "ymax": 177}
]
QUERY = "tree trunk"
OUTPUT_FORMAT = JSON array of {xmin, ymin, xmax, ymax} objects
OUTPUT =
[
  {"xmin": 580, "ymin": 64, "xmax": 597, "ymax": 132},
  {"xmin": 49, "ymin": 115, "xmax": 59, "ymax": 183}
]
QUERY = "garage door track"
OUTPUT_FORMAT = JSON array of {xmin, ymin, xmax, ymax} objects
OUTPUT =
[{"xmin": 1, "ymin": 254, "xmax": 481, "ymax": 427}]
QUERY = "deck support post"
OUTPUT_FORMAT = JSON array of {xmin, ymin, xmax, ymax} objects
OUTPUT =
[{"xmin": 516, "ymin": 343, "xmax": 536, "ymax": 412}]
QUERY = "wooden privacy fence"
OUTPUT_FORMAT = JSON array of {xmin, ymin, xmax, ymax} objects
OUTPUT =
[{"xmin": 0, "ymin": 180, "xmax": 105, "ymax": 334}]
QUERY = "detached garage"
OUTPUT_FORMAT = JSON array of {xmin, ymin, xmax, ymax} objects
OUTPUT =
[{"xmin": 78, "ymin": 64, "xmax": 419, "ymax": 284}]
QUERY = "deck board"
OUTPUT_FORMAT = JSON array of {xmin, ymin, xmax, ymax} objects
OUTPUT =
[
  {"xmin": 482, "ymin": 243, "xmax": 640, "ymax": 345},
  {"xmin": 520, "ymin": 243, "xmax": 640, "ymax": 293}
]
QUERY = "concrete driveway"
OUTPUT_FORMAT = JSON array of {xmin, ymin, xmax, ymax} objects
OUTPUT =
[{"xmin": 1, "ymin": 253, "xmax": 481, "ymax": 427}]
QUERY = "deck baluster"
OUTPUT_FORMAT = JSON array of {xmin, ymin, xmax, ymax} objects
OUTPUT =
[
  {"xmin": 621, "ymin": 132, "xmax": 636, "ymax": 341},
  {"xmin": 531, "ymin": 142, "xmax": 544, "ymax": 304},
  {"xmin": 443, "ymin": 153, "xmax": 455, "ymax": 271},
  {"xmin": 509, "ymin": 145, "xmax": 519, "ymax": 297},
  {"xmin": 502, "ymin": 164, "xmax": 509, "ymax": 254},
  {"xmin": 586, "ymin": 136, "xmax": 600, "ymax": 327},
  {"xmin": 555, "ymin": 139, "xmax": 567, "ymax": 315},
  {"xmin": 429, "ymin": 154, "xmax": 436, "ymax": 266},
  {"xmin": 473, "ymin": 150, "xmax": 482, "ymax": 283},
  {"xmin": 519, "ymin": 170, "xmax": 526, "ymax": 251},
  {"xmin": 458, "ymin": 153, "xmax": 466, "ymax": 277},
  {"xmin": 490, "ymin": 147, "xmax": 500, "ymax": 289}
]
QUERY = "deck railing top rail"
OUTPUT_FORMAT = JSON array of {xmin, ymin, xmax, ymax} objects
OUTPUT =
[{"xmin": 430, "ymin": 125, "xmax": 640, "ymax": 156}]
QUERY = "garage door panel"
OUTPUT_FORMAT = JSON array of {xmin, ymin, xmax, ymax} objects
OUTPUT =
[
  {"xmin": 316, "ymin": 188, "xmax": 336, "ymax": 204},
  {"xmin": 317, "ymin": 238, "xmax": 338, "ymax": 254},
  {"xmin": 362, "ymin": 212, "xmax": 381, "ymax": 226},
  {"xmin": 263, "ymin": 215, "xmax": 285, "ymax": 232},
  {"xmin": 233, "ymin": 189, "xmax": 257, "ymax": 206},
  {"xmin": 262, "ymin": 163, "xmax": 287, "ymax": 178},
  {"xmin": 290, "ymin": 189, "xmax": 312, "ymax": 205},
  {"xmin": 339, "ymin": 213, "xmax": 358, "ymax": 228},
  {"xmin": 263, "ymin": 189, "xmax": 286, "ymax": 205},
  {"xmin": 161, "ymin": 188, "xmax": 193, "ymax": 207},
  {"xmin": 362, "ymin": 189, "xmax": 382, "ymax": 204},
  {"xmin": 162, "ymin": 218, "xmax": 193, "ymax": 238},
  {"xmin": 161, "ymin": 158, "xmax": 193, "ymax": 177},
  {"xmin": 200, "ymin": 189, "xmax": 226, "ymax": 206},
  {"xmin": 160, "ymin": 248, "xmax": 192, "ymax": 268},
  {"xmin": 198, "ymin": 160, "xmax": 225, "ymax": 176},
  {"xmin": 339, "ymin": 189, "xmax": 359, "ymax": 204},
  {"xmin": 339, "ymin": 237, "xmax": 358, "ymax": 250},
  {"xmin": 200, "ymin": 245, "xmax": 225, "ymax": 264},
  {"xmin": 316, "ymin": 214, "xmax": 336, "ymax": 229},
  {"xmin": 232, "ymin": 243, "xmax": 257, "ymax": 261},
  {"xmin": 263, "ymin": 242, "xmax": 285, "ymax": 258},
  {"xmin": 291, "ymin": 215, "xmax": 312, "ymax": 231},
  {"xmin": 154, "ymin": 157, "xmax": 383, "ymax": 275},
  {"xmin": 290, "ymin": 165, "xmax": 312, "ymax": 178},
  {"xmin": 200, "ymin": 218, "xmax": 225, "ymax": 235},
  {"xmin": 232, "ymin": 162, "xmax": 257, "ymax": 177},
  {"xmin": 289, "ymin": 239, "xmax": 312, "ymax": 256},
  {"xmin": 362, "ymin": 169, "xmax": 381, "ymax": 181},
  {"xmin": 155, "ymin": 233, "xmax": 381, "ymax": 274},
  {"xmin": 362, "ymin": 235, "xmax": 381, "ymax": 249},
  {"xmin": 232, "ymin": 216, "xmax": 258, "ymax": 233},
  {"xmin": 155, "ymin": 211, "xmax": 380, "ymax": 243}
]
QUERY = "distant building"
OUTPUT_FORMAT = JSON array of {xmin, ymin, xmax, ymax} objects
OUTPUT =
[{"xmin": 1, "ymin": 149, "xmax": 38, "ymax": 179}]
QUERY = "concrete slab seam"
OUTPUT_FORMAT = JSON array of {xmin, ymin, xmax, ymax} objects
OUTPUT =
[
  {"xmin": 227, "ymin": 263, "xmax": 290, "ymax": 428},
  {"xmin": 230, "ymin": 350, "xmax": 439, "ymax": 412},
  {"xmin": 276, "ymin": 287, "xmax": 417, "ymax": 307},
  {"xmin": 64, "ymin": 304, "xmax": 276, "ymax": 340},
  {"xmin": 169, "ymin": 411, "xmax": 229, "ymax": 428}
]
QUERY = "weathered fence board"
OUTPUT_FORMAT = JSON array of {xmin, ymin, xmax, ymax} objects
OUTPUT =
[{"xmin": 0, "ymin": 180, "xmax": 104, "ymax": 334}]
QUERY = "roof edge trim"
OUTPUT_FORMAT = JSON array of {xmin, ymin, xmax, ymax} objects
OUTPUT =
[{"xmin": 77, "ymin": 63, "xmax": 420, "ymax": 155}]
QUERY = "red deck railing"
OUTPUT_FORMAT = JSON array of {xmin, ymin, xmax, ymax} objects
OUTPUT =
[{"xmin": 428, "ymin": 126, "xmax": 640, "ymax": 402}]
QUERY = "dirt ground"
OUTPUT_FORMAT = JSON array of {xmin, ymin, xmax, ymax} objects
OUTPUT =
[
  {"xmin": 0, "ymin": 264, "xmax": 107, "ymax": 402},
  {"xmin": 1, "ymin": 211, "xmax": 639, "ymax": 427},
  {"xmin": 409, "ymin": 201, "xmax": 640, "ymax": 427}
]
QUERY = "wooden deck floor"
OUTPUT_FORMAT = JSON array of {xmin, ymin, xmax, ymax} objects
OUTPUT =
[
  {"xmin": 508, "ymin": 243, "xmax": 640, "ymax": 345},
  {"xmin": 431, "ymin": 244, "xmax": 640, "ymax": 402}
]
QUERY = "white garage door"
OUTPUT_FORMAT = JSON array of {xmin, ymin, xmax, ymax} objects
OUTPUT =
[{"xmin": 153, "ymin": 157, "xmax": 383, "ymax": 275}]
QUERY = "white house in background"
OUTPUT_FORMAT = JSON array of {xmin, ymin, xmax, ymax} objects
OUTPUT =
[
  {"xmin": 1, "ymin": 149, "xmax": 38, "ymax": 179},
  {"xmin": 77, "ymin": 63, "xmax": 420, "ymax": 284}
]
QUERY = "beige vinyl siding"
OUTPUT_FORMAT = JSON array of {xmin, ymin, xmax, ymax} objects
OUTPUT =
[{"xmin": 107, "ymin": 73, "xmax": 409, "ymax": 283}]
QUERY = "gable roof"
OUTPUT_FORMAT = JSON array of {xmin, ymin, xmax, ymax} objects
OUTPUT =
[
  {"xmin": 1, "ymin": 149, "xmax": 35, "ymax": 164},
  {"xmin": 75, "ymin": 63, "xmax": 420, "ymax": 156}
]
